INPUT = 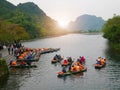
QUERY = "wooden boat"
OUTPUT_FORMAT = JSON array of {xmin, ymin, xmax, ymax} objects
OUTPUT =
[
  {"xmin": 51, "ymin": 58, "xmax": 63, "ymax": 63},
  {"xmin": 17, "ymin": 50, "xmax": 40, "ymax": 62},
  {"xmin": 40, "ymin": 48, "xmax": 60, "ymax": 54},
  {"xmin": 10, "ymin": 65, "xmax": 37, "ymax": 68},
  {"xmin": 51, "ymin": 59, "xmax": 60, "ymax": 63},
  {"xmin": 17, "ymin": 59, "xmax": 39, "ymax": 62},
  {"xmin": 51, "ymin": 48, "xmax": 60, "ymax": 52},
  {"xmin": 94, "ymin": 63, "xmax": 106, "ymax": 69},
  {"xmin": 57, "ymin": 67, "xmax": 87, "ymax": 77},
  {"xmin": 51, "ymin": 54, "xmax": 63, "ymax": 63}
]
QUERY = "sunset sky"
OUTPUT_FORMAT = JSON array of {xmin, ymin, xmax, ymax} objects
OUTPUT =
[{"xmin": 7, "ymin": 0, "xmax": 120, "ymax": 26}]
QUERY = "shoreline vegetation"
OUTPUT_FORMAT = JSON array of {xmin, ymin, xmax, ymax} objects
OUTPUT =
[
  {"xmin": 102, "ymin": 15, "xmax": 120, "ymax": 52},
  {"xmin": 0, "ymin": 58, "xmax": 9, "ymax": 78}
]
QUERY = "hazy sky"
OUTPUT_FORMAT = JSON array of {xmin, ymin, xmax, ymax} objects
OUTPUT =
[{"xmin": 7, "ymin": 0, "xmax": 120, "ymax": 24}]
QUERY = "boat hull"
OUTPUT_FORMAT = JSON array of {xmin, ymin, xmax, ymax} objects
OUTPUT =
[
  {"xmin": 10, "ymin": 65, "xmax": 37, "ymax": 68},
  {"xmin": 17, "ymin": 59, "xmax": 39, "ymax": 62},
  {"xmin": 95, "ymin": 63, "xmax": 106, "ymax": 69},
  {"xmin": 57, "ymin": 67, "xmax": 87, "ymax": 77}
]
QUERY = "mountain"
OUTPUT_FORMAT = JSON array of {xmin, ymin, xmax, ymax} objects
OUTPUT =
[
  {"xmin": 0, "ymin": 0, "xmax": 16, "ymax": 18},
  {"xmin": 17, "ymin": 2, "xmax": 46, "ymax": 18},
  {"xmin": 0, "ymin": 0, "xmax": 67, "ymax": 42},
  {"xmin": 68, "ymin": 14, "xmax": 105, "ymax": 32}
]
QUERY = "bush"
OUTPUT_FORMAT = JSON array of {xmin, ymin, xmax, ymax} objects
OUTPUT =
[{"xmin": 0, "ymin": 58, "xmax": 9, "ymax": 77}]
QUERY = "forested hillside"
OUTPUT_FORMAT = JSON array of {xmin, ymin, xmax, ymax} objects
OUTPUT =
[{"xmin": 0, "ymin": 0, "xmax": 67, "ymax": 43}]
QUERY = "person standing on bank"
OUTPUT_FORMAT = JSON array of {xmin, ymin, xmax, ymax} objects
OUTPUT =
[
  {"xmin": 8, "ymin": 46, "xmax": 10, "ymax": 55},
  {"xmin": 11, "ymin": 44, "xmax": 14, "ymax": 55}
]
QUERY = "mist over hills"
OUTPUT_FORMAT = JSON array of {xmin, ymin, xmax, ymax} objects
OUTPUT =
[
  {"xmin": 68, "ymin": 14, "xmax": 105, "ymax": 32},
  {"xmin": 0, "ymin": 0, "xmax": 106, "ymax": 42}
]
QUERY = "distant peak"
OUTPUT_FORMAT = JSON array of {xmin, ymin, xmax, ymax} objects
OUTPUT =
[{"xmin": 17, "ymin": 2, "xmax": 46, "ymax": 16}]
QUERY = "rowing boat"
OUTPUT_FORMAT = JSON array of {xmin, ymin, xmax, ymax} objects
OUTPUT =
[
  {"xmin": 10, "ymin": 65, "xmax": 37, "ymax": 68},
  {"xmin": 57, "ymin": 67, "xmax": 87, "ymax": 77},
  {"xmin": 40, "ymin": 48, "xmax": 60, "ymax": 54},
  {"xmin": 94, "ymin": 63, "xmax": 106, "ymax": 69},
  {"xmin": 17, "ymin": 59, "xmax": 39, "ymax": 62},
  {"xmin": 51, "ymin": 58, "xmax": 63, "ymax": 63}
]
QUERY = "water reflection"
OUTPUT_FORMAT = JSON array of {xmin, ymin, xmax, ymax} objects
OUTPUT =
[
  {"xmin": 10, "ymin": 68, "xmax": 31, "ymax": 75},
  {"xmin": 104, "ymin": 41, "xmax": 120, "ymax": 90},
  {"xmin": 57, "ymin": 72, "xmax": 84, "ymax": 82},
  {"xmin": 0, "ymin": 75, "xmax": 9, "ymax": 89},
  {"xmin": 105, "ymin": 41, "xmax": 120, "ymax": 62}
]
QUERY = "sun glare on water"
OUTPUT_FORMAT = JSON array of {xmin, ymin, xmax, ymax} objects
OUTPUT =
[{"xmin": 57, "ymin": 20, "xmax": 68, "ymax": 28}]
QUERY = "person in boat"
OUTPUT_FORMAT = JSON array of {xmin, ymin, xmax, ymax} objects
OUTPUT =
[
  {"xmin": 100, "ymin": 58, "xmax": 106, "ymax": 65},
  {"xmin": 57, "ymin": 54, "xmax": 62, "ymax": 61},
  {"xmin": 62, "ymin": 66, "xmax": 66, "ymax": 73},
  {"xmin": 57, "ymin": 54, "xmax": 61, "ymax": 59},
  {"xmin": 74, "ymin": 65, "xmax": 81, "ymax": 72},
  {"xmin": 67, "ymin": 57, "xmax": 73, "ymax": 63},
  {"xmin": 10, "ymin": 60, "xmax": 17, "ymax": 66},
  {"xmin": 77, "ymin": 57, "xmax": 82, "ymax": 64},
  {"xmin": 80, "ymin": 56, "xmax": 85, "ymax": 64},
  {"xmin": 74, "ymin": 61, "xmax": 80, "ymax": 66},
  {"xmin": 27, "ymin": 54, "xmax": 32, "ymax": 60},
  {"xmin": 70, "ymin": 65, "xmax": 74, "ymax": 72},
  {"xmin": 79, "ymin": 64, "xmax": 84, "ymax": 70},
  {"xmin": 96, "ymin": 57, "xmax": 101, "ymax": 64},
  {"xmin": 53, "ymin": 54, "xmax": 58, "ymax": 60},
  {"xmin": 63, "ymin": 59, "xmax": 68, "ymax": 65}
]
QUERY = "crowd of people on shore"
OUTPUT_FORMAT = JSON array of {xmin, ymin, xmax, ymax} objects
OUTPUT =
[{"xmin": 7, "ymin": 42, "xmax": 22, "ymax": 55}]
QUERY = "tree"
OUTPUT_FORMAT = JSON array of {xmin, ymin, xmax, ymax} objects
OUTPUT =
[
  {"xmin": 0, "ymin": 20, "xmax": 30, "ymax": 42},
  {"xmin": 102, "ymin": 15, "xmax": 120, "ymax": 52},
  {"xmin": 102, "ymin": 15, "xmax": 120, "ymax": 43}
]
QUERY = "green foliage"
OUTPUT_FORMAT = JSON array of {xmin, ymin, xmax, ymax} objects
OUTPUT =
[
  {"xmin": 102, "ymin": 16, "xmax": 120, "ymax": 43},
  {"xmin": 0, "ymin": 20, "xmax": 30, "ymax": 42},
  {"xmin": 0, "ymin": 58, "xmax": 9, "ymax": 77},
  {"xmin": 8, "ymin": 10, "xmax": 39, "ymax": 38},
  {"xmin": 0, "ymin": 0, "xmax": 68, "ymax": 42},
  {"xmin": 0, "ymin": 0, "xmax": 15, "ymax": 18},
  {"xmin": 17, "ymin": 2, "xmax": 46, "ymax": 17},
  {"xmin": 102, "ymin": 15, "xmax": 120, "ymax": 51}
]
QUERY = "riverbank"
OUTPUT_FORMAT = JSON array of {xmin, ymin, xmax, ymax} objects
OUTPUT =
[
  {"xmin": 0, "ymin": 58, "xmax": 9, "ymax": 77},
  {"xmin": 0, "ymin": 48, "xmax": 16, "ymax": 77},
  {"xmin": 0, "ymin": 48, "xmax": 16, "ymax": 63}
]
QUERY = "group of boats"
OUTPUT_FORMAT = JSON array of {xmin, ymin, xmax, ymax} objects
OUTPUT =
[
  {"xmin": 51, "ymin": 55, "xmax": 106, "ymax": 77},
  {"xmin": 51, "ymin": 55, "xmax": 87, "ymax": 77},
  {"xmin": 9, "ymin": 47, "xmax": 60, "ymax": 68},
  {"xmin": 9, "ymin": 46, "xmax": 106, "ymax": 78}
]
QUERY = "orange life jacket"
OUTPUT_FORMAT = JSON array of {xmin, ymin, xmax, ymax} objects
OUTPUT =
[{"xmin": 11, "ymin": 61, "xmax": 17, "ymax": 66}]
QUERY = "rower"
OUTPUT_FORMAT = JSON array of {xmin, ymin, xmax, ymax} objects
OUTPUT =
[{"xmin": 62, "ymin": 66, "xmax": 66, "ymax": 73}]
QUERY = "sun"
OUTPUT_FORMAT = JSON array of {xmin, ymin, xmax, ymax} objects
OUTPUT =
[{"xmin": 57, "ymin": 20, "xmax": 68, "ymax": 28}]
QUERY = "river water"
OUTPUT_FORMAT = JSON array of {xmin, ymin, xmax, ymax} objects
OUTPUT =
[{"xmin": 0, "ymin": 33, "xmax": 120, "ymax": 90}]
